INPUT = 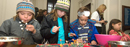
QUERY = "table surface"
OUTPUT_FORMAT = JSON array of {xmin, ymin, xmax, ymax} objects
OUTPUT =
[
  {"xmin": 2, "ymin": 43, "xmax": 105, "ymax": 47},
  {"xmin": 1, "ymin": 42, "xmax": 36, "ymax": 47}
]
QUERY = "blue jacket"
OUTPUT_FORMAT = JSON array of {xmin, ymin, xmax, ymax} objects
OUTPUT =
[{"xmin": 69, "ymin": 19, "xmax": 99, "ymax": 43}]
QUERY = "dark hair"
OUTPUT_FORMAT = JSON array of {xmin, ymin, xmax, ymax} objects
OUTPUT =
[
  {"xmin": 43, "ymin": 9, "xmax": 47, "ymax": 13},
  {"xmin": 36, "ymin": 9, "xmax": 44, "ymax": 17},
  {"xmin": 107, "ymin": 19, "xmax": 121, "ymax": 34}
]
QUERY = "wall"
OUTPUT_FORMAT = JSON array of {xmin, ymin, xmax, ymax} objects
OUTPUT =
[
  {"xmin": 0, "ymin": 0, "xmax": 22, "ymax": 25},
  {"xmin": 70, "ymin": 0, "xmax": 81, "ymax": 22},
  {"xmin": 0, "ymin": 0, "xmax": 3, "ymax": 25},
  {"xmin": 81, "ymin": 0, "xmax": 92, "ymax": 7},
  {"xmin": 32, "ymin": 0, "xmax": 47, "ymax": 9}
]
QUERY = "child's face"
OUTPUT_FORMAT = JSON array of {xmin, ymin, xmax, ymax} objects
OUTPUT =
[
  {"xmin": 79, "ymin": 15, "xmax": 88, "ymax": 26},
  {"xmin": 43, "ymin": 11, "xmax": 47, "ymax": 15},
  {"xmin": 112, "ymin": 22, "xmax": 122, "ymax": 31},
  {"xmin": 18, "ymin": 11, "xmax": 33, "ymax": 23},
  {"xmin": 57, "ymin": 10, "xmax": 66, "ymax": 17}
]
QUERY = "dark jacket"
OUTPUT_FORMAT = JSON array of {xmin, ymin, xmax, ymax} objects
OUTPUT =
[
  {"xmin": 36, "ymin": 15, "xmax": 45, "ymax": 24},
  {"xmin": 40, "ymin": 14, "xmax": 70, "ymax": 44},
  {"xmin": 0, "ymin": 17, "xmax": 43, "ymax": 44}
]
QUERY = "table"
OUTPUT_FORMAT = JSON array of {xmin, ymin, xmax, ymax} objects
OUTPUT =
[
  {"xmin": 36, "ymin": 44, "xmax": 105, "ymax": 47},
  {"xmin": 0, "ymin": 42, "xmax": 36, "ymax": 47}
]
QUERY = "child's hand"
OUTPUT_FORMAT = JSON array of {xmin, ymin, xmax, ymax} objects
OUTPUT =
[
  {"xmin": 72, "ymin": 39, "xmax": 75, "ymax": 41},
  {"xmin": 52, "ymin": 26, "xmax": 60, "ymax": 33},
  {"xmin": 69, "ymin": 33, "xmax": 76, "ymax": 37},
  {"xmin": 121, "ymin": 34, "xmax": 130, "ymax": 41},
  {"xmin": 125, "ymin": 34, "xmax": 130, "ymax": 40},
  {"xmin": 26, "ymin": 25, "xmax": 36, "ymax": 34},
  {"xmin": 91, "ymin": 40, "xmax": 97, "ymax": 45},
  {"xmin": 77, "ymin": 39, "xmax": 83, "ymax": 43}
]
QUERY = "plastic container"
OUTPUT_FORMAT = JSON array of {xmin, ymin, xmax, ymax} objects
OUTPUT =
[{"xmin": 95, "ymin": 34, "xmax": 122, "ymax": 47}]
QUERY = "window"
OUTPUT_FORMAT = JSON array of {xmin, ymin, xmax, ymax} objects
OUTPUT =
[{"xmin": 47, "ymin": 0, "xmax": 57, "ymax": 13}]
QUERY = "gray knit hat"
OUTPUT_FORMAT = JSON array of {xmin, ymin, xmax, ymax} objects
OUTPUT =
[{"xmin": 16, "ymin": 0, "xmax": 35, "ymax": 15}]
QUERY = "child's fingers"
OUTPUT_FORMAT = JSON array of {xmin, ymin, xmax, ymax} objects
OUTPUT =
[
  {"xmin": 91, "ymin": 40, "xmax": 97, "ymax": 45},
  {"xmin": 26, "ymin": 25, "xmax": 35, "ymax": 31},
  {"xmin": 125, "ymin": 35, "xmax": 130, "ymax": 40},
  {"xmin": 70, "ymin": 33, "xmax": 74, "ymax": 36},
  {"xmin": 123, "ymin": 37, "xmax": 127, "ymax": 41},
  {"xmin": 26, "ymin": 25, "xmax": 34, "ymax": 28},
  {"xmin": 73, "ymin": 33, "xmax": 76, "ymax": 36},
  {"xmin": 77, "ymin": 39, "xmax": 83, "ymax": 43},
  {"xmin": 72, "ymin": 39, "xmax": 74, "ymax": 41},
  {"xmin": 71, "ymin": 33, "xmax": 76, "ymax": 36}
]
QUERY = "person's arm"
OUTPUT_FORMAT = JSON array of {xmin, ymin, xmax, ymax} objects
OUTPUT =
[
  {"xmin": 0, "ymin": 20, "xmax": 11, "ymax": 36},
  {"xmin": 32, "ymin": 22, "xmax": 43, "ymax": 44},
  {"xmin": 91, "ymin": 12, "xmax": 105, "ymax": 23},
  {"xmin": 66, "ymin": 24, "xmax": 76, "ymax": 38},
  {"xmin": 109, "ymin": 30, "xmax": 118, "ymax": 35},
  {"xmin": 40, "ymin": 16, "xmax": 56, "ymax": 39},
  {"xmin": 121, "ymin": 32, "xmax": 130, "ymax": 41},
  {"xmin": 68, "ymin": 28, "xmax": 75, "ymax": 42},
  {"xmin": 93, "ymin": 19, "xmax": 105, "ymax": 23},
  {"xmin": 90, "ymin": 26, "xmax": 99, "ymax": 43},
  {"xmin": 88, "ymin": 19, "xmax": 96, "ymax": 24}
]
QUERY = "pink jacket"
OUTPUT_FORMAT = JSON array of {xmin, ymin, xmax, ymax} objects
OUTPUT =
[{"xmin": 109, "ymin": 30, "xmax": 130, "ymax": 41}]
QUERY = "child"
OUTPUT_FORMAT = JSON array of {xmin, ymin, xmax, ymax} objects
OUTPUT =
[
  {"xmin": 40, "ymin": 0, "xmax": 76, "ymax": 44},
  {"xmin": 0, "ymin": 0, "xmax": 42, "ymax": 44},
  {"xmin": 108, "ymin": 19, "xmax": 130, "ymax": 41},
  {"xmin": 69, "ymin": 6, "xmax": 99, "ymax": 45}
]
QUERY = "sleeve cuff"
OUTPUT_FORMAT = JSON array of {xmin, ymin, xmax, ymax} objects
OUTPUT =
[
  {"xmin": 50, "ymin": 26, "xmax": 56, "ymax": 34},
  {"xmin": 68, "ymin": 32, "xmax": 73, "ymax": 38}
]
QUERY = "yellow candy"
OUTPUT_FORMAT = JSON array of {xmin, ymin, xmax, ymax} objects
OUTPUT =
[
  {"xmin": 71, "ymin": 42, "xmax": 73, "ymax": 44},
  {"xmin": 60, "ymin": 44, "xmax": 62, "ymax": 47},
  {"xmin": 86, "ymin": 39, "xmax": 88, "ymax": 40}
]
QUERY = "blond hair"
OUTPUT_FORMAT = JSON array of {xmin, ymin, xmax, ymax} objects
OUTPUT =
[
  {"xmin": 96, "ymin": 4, "xmax": 107, "ymax": 19},
  {"xmin": 97, "ymin": 4, "xmax": 107, "ymax": 14},
  {"xmin": 51, "ymin": 9, "xmax": 68, "ymax": 23}
]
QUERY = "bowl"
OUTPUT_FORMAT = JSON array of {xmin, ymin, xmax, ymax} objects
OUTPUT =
[
  {"xmin": 0, "ymin": 36, "xmax": 22, "ymax": 47},
  {"xmin": 108, "ymin": 41, "xmax": 130, "ymax": 47},
  {"xmin": 95, "ymin": 34, "xmax": 122, "ymax": 47}
]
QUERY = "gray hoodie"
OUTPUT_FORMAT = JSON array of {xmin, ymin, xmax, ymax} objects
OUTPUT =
[{"xmin": 0, "ymin": 17, "xmax": 43, "ymax": 45}]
